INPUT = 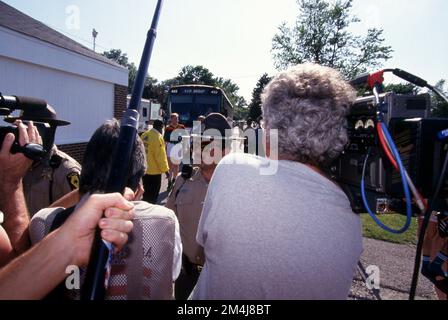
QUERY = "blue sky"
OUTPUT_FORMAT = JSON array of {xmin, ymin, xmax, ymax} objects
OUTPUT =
[{"xmin": 3, "ymin": 0, "xmax": 448, "ymax": 102}]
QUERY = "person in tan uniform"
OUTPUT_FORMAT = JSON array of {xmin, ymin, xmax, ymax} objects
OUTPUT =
[
  {"xmin": 5, "ymin": 105, "xmax": 81, "ymax": 217},
  {"xmin": 166, "ymin": 113, "xmax": 231, "ymax": 299}
]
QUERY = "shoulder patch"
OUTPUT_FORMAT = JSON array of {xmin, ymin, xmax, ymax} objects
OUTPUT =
[{"xmin": 66, "ymin": 172, "xmax": 80, "ymax": 190}]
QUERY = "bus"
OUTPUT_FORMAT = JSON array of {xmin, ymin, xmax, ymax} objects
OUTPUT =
[{"xmin": 167, "ymin": 85, "xmax": 234, "ymax": 127}]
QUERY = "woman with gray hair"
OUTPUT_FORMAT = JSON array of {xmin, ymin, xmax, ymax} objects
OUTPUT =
[
  {"xmin": 262, "ymin": 63, "xmax": 355, "ymax": 167},
  {"xmin": 190, "ymin": 63, "xmax": 363, "ymax": 300}
]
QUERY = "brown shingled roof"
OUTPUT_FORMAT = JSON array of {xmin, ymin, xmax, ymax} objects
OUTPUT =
[{"xmin": 0, "ymin": 1, "xmax": 125, "ymax": 69}]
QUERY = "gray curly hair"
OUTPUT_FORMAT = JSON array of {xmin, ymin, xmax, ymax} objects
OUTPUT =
[{"xmin": 262, "ymin": 63, "xmax": 356, "ymax": 167}]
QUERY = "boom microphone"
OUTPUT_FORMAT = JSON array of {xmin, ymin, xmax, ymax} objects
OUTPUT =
[
  {"xmin": 81, "ymin": 0, "xmax": 165, "ymax": 300},
  {"xmin": 391, "ymin": 69, "xmax": 428, "ymax": 88}
]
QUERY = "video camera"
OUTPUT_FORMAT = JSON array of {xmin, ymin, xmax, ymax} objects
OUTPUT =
[
  {"xmin": 336, "ymin": 69, "xmax": 448, "ymax": 299},
  {"xmin": 0, "ymin": 93, "xmax": 48, "ymax": 161},
  {"xmin": 330, "ymin": 69, "xmax": 448, "ymax": 215}
]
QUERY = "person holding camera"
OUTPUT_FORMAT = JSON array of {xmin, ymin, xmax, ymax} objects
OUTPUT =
[
  {"xmin": 0, "ymin": 120, "xmax": 42, "ymax": 266},
  {"xmin": 0, "ymin": 119, "xmax": 134, "ymax": 299},
  {"xmin": 190, "ymin": 63, "xmax": 362, "ymax": 300},
  {"xmin": 166, "ymin": 113, "xmax": 231, "ymax": 300},
  {"xmin": 5, "ymin": 106, "xmax": 81, "ymax": 217}
]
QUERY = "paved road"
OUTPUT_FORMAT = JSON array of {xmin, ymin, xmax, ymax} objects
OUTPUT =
[{"xmin": 350, "ymin": 238, "xmax": 438, "ymax": 300}]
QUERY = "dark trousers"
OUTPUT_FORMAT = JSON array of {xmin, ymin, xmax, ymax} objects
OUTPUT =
[
  {"xmin": 142, "ymin": 174, "xmax": 162, "ymax": 204},
  {"xmin": 175, "ymin": 254, "xmax": 201, "ymax": 300}
]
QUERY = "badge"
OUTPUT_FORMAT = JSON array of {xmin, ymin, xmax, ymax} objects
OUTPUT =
[{"xmin": 67, "ymin": 172, "xmax": 80, "ymax": 190}]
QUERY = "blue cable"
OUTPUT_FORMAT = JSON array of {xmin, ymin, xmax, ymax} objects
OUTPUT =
[{"xmin": 360, "ymin": 122, "xmax": 413, "ymax": 234}]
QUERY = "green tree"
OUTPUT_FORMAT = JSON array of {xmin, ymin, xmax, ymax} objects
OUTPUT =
[
  {"xmin": 248, "ymin": 73, "xmax": 272, "ymax": 121},
  {"xmin": 127, "ymin": 63, "xmax": 138, "ymax": 92},
  {"xmin": 215, "ymin": 77, "xmax": 247, "ymax": 109},
  {"xmin": 164, "ymin": 65, "xmax": 247, "ymax": 109},
  {"xmin": 102, "ymin": 49, "xmax": 130, "ymax": 66},
  {"xmin": 176, "ymin": 65, "xmax": 215, "ymax": 85},
  {"xmin": 272, "ymin": 0, "xmax": 393, "ymax": 79},
  {"xmin": 102, "ymin": 49, "xmax": 138, "ymax": 91},
  {"xmin": 384, "ymin": 83, "xmax": 419, "ymax": 95},
  {"xmin": 233, "ymin": 106, "xmax": 249, "ymax": 121},
  {"xmin": 103, "ymin": 49, "xmax": 164, "ymax": 99},
  {"xmin": 431, "ymin": 80, "xmax": 448, "ymax": 118},
  {"xmin": 142, "ymin": 76, "xmax": 166, "ymax": 102}
]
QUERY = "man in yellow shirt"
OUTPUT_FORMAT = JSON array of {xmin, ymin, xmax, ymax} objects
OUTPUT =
[{"xmin": 141, "ymin": 120, "xmax": 170, "ymax": 204}]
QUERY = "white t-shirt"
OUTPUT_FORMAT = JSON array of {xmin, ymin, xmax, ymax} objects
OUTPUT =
[{"xmin": 191, "ymin": 153, "xmax": 363, "ymax": 300}]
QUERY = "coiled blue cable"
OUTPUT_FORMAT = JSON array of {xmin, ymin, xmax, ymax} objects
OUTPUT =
[{"xmin": 360, "ymin": 122, "xmax": 413, "ymax": 234}]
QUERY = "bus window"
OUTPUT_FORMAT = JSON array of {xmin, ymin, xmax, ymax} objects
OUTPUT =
[
  {"xmin": 170, "ymin": 95, "xmax": 193, "ymax": 123},
  {"xmin": 193, "ymin": 95, "xmax": 220, "ymax": 119}
]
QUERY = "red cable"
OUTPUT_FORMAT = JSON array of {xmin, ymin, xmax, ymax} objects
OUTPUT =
[
  {"xmin": 377, "ymin": 122, "xmax": 428, "ymax": 210},
  {"xmin": 377, "ymin": 122, "xmax": 399, "ymax": 171}
]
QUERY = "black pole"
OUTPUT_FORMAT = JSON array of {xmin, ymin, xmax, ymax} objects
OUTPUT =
[
  {"xmin": 129, "ymin": 0, "xmax": 163, "ymax": 112},
  {"xmin": 81, "ymin": 0, "xmax": 164, "ymax": 300}
]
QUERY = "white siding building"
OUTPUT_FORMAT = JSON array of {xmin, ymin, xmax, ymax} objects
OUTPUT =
[{"xmin": 0, "ymin": 1, "xmax": 128, "ymax": 161}]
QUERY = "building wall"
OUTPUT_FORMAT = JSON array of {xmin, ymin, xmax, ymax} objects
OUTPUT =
[
  {"xmin": 58, "ymin": 84, "xmax": 128, "ymax": 164},
  {"xmin": 0, "ymin": 26, "xmax": 128, "ymax": 86},
  {"xmin": 0, "ymin": 58, "xmax": 130, "ymax": 162},
  {"xmin": 0, "ymin": 55, "xmax": 115, "ymax": 145},
  {"xmin": 0, "ymin": 26, "xmax": 129, "ymax": 163}
]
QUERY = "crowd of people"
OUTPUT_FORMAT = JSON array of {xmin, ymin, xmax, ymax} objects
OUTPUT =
[{"xmin": 0, "ymin": 63, "xmax": 446, "ymax": 300}]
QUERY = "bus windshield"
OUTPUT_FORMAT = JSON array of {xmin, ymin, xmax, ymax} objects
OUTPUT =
[{"xmin": 170, "ymin": 94, "xmax": 220, "ymax": 124}]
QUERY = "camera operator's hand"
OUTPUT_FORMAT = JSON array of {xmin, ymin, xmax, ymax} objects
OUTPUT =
[
  {"xmin": 59, "ymin": 193, "xmax": 134, "ymax": 267},
  {"xmin": 0, "ymin": 193, "xmax": 134, "ymax": 299},
  {"xmin": 0, "ymin": 120, "xmax": 42, "ymax": 258},
  {"xmin": 0, "ymin": 120, "xmax": 41, "ymax": 186}
]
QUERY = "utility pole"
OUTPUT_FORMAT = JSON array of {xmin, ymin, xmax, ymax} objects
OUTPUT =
[{"xmin": 92, "ymin": 28, "xmax": 98, "ymax": 52}]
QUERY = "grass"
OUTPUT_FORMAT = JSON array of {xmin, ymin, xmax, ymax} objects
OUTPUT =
[{"xmin": 360, "ymin": 213, "xmax": 418, "ymax": 245}]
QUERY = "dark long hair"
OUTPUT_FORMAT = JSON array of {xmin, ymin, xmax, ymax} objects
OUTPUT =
[{"xmin": 79, "ymin": 119, "xmax": 146, "ymax": 195}]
